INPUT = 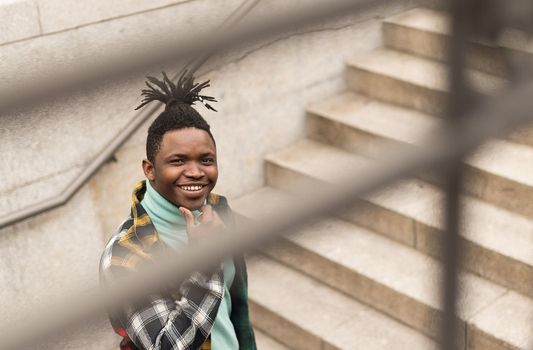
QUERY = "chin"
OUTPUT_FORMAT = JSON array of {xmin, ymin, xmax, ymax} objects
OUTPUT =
[{"xmin": 179, "ymin": 197, "xmax": 206, "ymax": 211}]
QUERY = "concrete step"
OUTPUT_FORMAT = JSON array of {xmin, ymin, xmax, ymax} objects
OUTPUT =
[
  {"xmin": 306, "ymin": 91, "xmax": 533, "ymax": 219},
  {"xmin": 467, "ymin": 291, "xmax": 533, "ymax": 350},
  {"xmin": 246, "ymin": 254, "xmax": 438, "ymax": 350},
  {"xmin": 382, "ymin": 8, "xmax": 533, "ymax": 78},
  {"xmin": 262, "ymin": 139, "xmax": 533, "ymax": 298},
  {"xmin": 381, "ymin": 7, "xmax": 533, "ymax": 147},
  {"xmin": 235, "ymin": 187, "xmax": 533, "ymax": 350},
  {"xmin": 255, "ymin": 329, "xmax": 292, "ymax": 350},
  {"xmin": 346, "ymin": 48, "xmax": 507, "ymax": 116}
]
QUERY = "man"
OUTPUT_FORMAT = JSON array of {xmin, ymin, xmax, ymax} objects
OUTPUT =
[{"xmin": 100, "ymin": 72, "xmax": 256, "ymax": 350}]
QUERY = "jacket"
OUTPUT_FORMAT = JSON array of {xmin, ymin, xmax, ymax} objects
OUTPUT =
[{"xmin": 99, "ymin": 180, "xmax": 256, "ymax": 350}]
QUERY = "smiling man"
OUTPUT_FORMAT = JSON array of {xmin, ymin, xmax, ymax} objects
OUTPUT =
[{"xmin": 99, "ymin": 72, "xmax": 256, "ymax": 350}]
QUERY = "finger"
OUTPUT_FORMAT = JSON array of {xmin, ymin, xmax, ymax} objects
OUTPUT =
[
  {"xmin": 200, "ymin": 204, "xmax": 214, "ymax": 222},
  {"xmin": 179, "ymin": 207, "xmax": 195, "ymax": 232}
]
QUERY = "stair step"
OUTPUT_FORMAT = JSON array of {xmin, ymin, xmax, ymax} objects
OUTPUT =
[
  {"xmin": 305, "ymin": 91, "xmax": 441, "ymax": 156},
  {"xmin": 247, "ymin": 254, "xmax": 438, "ymax": 350},
  {"xmin": 255, "ymin": 329, "xmax": 291, "ymax": 350},
  {"xmin": 346, "ymin": 48, "xmax": 507, "ymax": 116},
  {"xmin": 262, "ymin": 139, "xmax": 533, "ymax": 298},
  {"xmin": 234, "ymin": 187, "xmax": 533, "ymax": 350},
  {"xmin": 467, "ymin": 291, "xmax": 533, "ymax": 350},
  {"xmin": 381, "ymin": 7, "xmax": 533, "ymax": 147},
  {"xmin": 383, "ymin": 8, "xmax": 533, "ymax": 78},
  {"xmin": 306, "ymin": 91, "xmax": 533, "ymax": 219}
]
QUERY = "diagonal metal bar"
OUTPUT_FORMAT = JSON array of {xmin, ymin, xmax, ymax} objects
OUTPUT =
[
  {"xmin": 182, "ymin": 0, "xmax": 262, "ymax": 77},
  {"xmin": 2, "ymin": 76, "xmax": 533, "ymax": 350},
  {"xmin": 0, "ymin": 0, "xmax": 386, "ymax": 114}
]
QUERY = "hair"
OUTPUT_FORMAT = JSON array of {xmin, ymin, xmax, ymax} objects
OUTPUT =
[{"xmin": 135, "ymin": 70, "xmax": 218, "ymax": 163}]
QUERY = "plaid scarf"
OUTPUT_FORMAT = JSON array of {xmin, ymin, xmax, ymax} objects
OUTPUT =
[{"xmin": 100, "ymin": 180, "xmax": 256, "ymax": 350}]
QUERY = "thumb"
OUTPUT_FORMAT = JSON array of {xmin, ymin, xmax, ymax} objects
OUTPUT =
[{"xmin": 179, "ymin": 207, "xmax": 195, "ymax": 232}]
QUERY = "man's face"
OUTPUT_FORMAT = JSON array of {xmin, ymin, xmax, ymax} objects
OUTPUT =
[{"xmin": 143, "ymin": 128, "xmax": 218, "ymax": 210}]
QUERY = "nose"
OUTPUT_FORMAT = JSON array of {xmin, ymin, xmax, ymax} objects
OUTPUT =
[{"xmin": 184, "ymin": 162, "xmax": 204, "ymax": 178}]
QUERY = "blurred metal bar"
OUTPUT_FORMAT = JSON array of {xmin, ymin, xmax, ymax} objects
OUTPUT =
[
  {"xmin": 2, "ymin": 74, "xmax": 533, "ymax": 349},
  {"xmin": 184, "ymin": 0, "xmax": 262, "ymax": 76},
  {"xmin": 0, "ymin": 0, "xmax": 264, "ymax": 230},
  {"xmin": 440, "ymin": 0, "xmax": 469, "ymax": 348},
  {"xmin": 0, "ymin": 0, "xmax": 386, "ymax": 114},
  {"xmin": 502, "ymin": 0, "xmax": 533, "ymax": 32}
]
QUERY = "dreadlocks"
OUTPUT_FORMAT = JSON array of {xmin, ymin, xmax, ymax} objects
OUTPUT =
[{"xmin": 136, "ymin": 70, "xmax": 218, "ymax": 163}]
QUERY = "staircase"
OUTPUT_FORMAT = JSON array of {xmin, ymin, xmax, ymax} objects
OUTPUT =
[{"xmin": 232, "ymin": 8, "xmax": 533, "ymax": 350}]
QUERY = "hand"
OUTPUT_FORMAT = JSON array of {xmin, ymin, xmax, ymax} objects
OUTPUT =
[{"xmin": 179, "ymin": 205, "xmax": 226, "ymax": 241}]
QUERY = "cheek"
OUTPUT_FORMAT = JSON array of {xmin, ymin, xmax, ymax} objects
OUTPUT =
[
  {"xmin": 208, "ymin": 168, "xmax": 219, "ymax": 182},
  {"xmin": 159, "ymin": 168, "xmax": 182, "ymax": 183}
]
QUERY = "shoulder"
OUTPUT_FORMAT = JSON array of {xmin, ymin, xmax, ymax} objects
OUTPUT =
[
  {"xmin": 208, "ymin": 192, "xmax": 231, "ymax": 213},
  {"xmin": 99, "ymin": 215, "xmax": 136, "ymax": 275},
  {"xmin": 207, "ymin": 192, "xmax": 228, "ymax": 207},
  {"xmin": 208, "ymin": 193, "xmax": 234, "ymax": 226}
]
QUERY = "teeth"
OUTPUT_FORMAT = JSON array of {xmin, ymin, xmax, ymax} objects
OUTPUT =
[{"xmin": 180, "ymin": 185, "xmax": 203, "ymax": 191}]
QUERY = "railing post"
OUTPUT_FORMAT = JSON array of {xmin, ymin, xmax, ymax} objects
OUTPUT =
[{"xmin": 440, "ymin": 1, "xmax": 470, "ymax": 349}]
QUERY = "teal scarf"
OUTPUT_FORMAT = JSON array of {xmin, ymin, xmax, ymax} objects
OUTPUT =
[{"xmin": 140, "ymin": 179, "xmax": 202, "ymax": 249}]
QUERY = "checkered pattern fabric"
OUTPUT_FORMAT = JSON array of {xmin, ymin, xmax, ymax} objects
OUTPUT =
[{"xmin": 100, "ymin": 180, "xmax": 256, "ymax": 350}]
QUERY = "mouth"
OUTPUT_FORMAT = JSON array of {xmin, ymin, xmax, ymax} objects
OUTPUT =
[{"xmin": 177, "ymin": 184, "xmax": 208, "ymax": 194}]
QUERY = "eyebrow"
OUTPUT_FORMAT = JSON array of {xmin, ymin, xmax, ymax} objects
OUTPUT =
[
  {"xmin": 166, "ymin": 152, "xmax": 216, "ymax": 159},
  {"xmin": 199, "ymin": 152, "xmax": 216, "ymax": 157}
]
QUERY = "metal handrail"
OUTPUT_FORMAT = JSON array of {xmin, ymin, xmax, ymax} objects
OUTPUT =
[
  {"xmin": 2, "ymin": 73, "xmax": 533, "ymax": 349},
  {"xmin": 0, "ymin": 0, "xmax": 262, "ymax": 230}
]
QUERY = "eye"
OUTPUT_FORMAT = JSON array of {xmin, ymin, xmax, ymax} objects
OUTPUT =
[
  {"xmin": 170, "ymin": 158, "xmax": 184, "ymax": 165},
  {"xmin": 201, "ymin": 157, "xmax": 215, "ymax": 165}
]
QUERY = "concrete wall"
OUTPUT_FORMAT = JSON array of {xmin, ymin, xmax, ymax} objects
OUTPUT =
[
  {"xmin": 0, "ymin": 0, "xmax": 430, "ymax": 347},
  {"xmin": 0, "ymin": 0, "xmax": 191, "ymax": 44}
]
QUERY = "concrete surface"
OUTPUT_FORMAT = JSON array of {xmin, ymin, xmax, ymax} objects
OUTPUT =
[
  {"xmin": 254, "ymin": 329, "xmax": 291, "ymax": 350},
  {"xmin": 382, "ymin": 7, "xmax": 533, "ymax": 147},
  {"xmin": 468, "ymin": 292, "xmax": 533, "ymax": 350},
  {"xmin": 346, "ymin": 48, "xmax": 507, "ymax": 116},
  {"xmin": 263, "ymin": 139, "xmax": 533, "ymax": 297},
  {"xmin": 236, "ymin": 191, "xmax": 503, "ymax": 342},
  {"xmin": 235, "ymin": 186, "xmax": 532, "ymax": 349},
  {"xmin": 36, "ymin": 0, "xmax": 190, "ymax": 34},
  {"xmin": 248, "ymin": 254, "xmax": 438, "ymax": 350},
  {"xmin": 306, "ymin": 91, "xmax": 440, "ymax": 156},
  {"xmin": 306, "ymin": 91, "xmax": 533, "ymax": 218},
  {"xmin": 0, "ymin": 0, "xmax": 40, "ymax": 45},
  {"xmin": 0, "ymin": 186, "xmax": 105, "ymax": 322}
]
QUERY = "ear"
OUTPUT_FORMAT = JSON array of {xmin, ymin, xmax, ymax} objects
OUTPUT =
[{"xmin": 142, "ymin": 159, "xmax": 156, "ymax": 181}]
